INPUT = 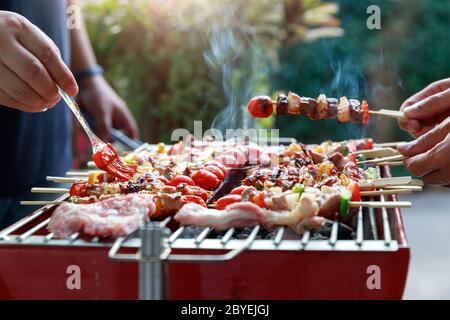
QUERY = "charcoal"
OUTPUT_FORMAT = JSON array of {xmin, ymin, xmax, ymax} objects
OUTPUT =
[{"xmin": 180, "ymin": 226, "xmax": 205, "ymax": 238}]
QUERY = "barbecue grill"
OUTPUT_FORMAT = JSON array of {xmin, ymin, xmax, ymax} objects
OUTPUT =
[{"xmin": 0, "ymin": 143, "xmax": 410, "ymax": 300}]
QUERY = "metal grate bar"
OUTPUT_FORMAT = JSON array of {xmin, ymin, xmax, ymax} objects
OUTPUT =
[
  {"xmin": 273, "ymin": 227, "xmax": 285, "ymax": 246},
  {"xmin": 168, "ymin": 227, "xmax": 184, "ymax": 244},
  {"xmin": 220, "ymin": 228, "xmax": 235, "ymax": 245},
  {"xmin": 17, "ymin": 218, "xmax": 51, "ymax": 242},
  {"xmin": 329, "ymin": 220, "xmax": 339, "ymax": 246},
  {"xmin": 195, "ymin": 228, "xmax": 211, "ymax": 245},
  {"xmin": 356, "ymin": 207, "xmax": 364, "ymax": 246},
  {"xmin": 160, "ymin": 217, "xmax": 172, "ymax": 227},
  {"xmin": 69, "ymin": 233, "xmax": 79, "ymax": 242},
  {"xmin": 301, "ymin": 230, "xmax": 310, "ymax": 247},
  {"xmin": 44, "ymin": 233, "xmax": 54, "ymax": 242},
  {"xmin": 380, "ymin": 195, "xmax": 392, "ymax": 245}
]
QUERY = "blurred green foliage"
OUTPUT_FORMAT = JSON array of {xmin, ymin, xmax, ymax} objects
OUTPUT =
[
  {"xmin": 83, "ymin": 0, "xmax": 342, "ymax": 142},
  {"xmin": 84, "ymin": 0, "xmax": 450, "ymax": 145},
  {"xmin": 273, "ymin": 0, "xmax": 450, "ymax": 143}
]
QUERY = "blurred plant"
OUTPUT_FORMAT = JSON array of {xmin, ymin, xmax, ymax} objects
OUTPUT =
[{"xmin": 82, "ymin": 0, "xmax": 342, "ymax": 143}]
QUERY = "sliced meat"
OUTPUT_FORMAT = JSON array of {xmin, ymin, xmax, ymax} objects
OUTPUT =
[
  {"xmin": 328, "ymin": 152, "xmax": 348, "ymax": 170},
  {"xmin": 175, "ymin": 202, "xmax": 266, "ymax": 231},
  {"xmin": 48, "ymin": 193, "xmax": 156, "ymax": 239}
]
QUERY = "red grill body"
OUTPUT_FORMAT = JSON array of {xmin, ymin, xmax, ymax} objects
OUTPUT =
[{"xmin": 0, "ymin": 167, "xmax": 410, "ymax": 300}]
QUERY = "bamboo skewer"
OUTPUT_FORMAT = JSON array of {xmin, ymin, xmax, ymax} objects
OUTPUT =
[
  {"xmin": 369, "ymin": 109, "xmax": 406, "ymax": 119},
  {"xmin": 20, "ymin": 200, "xmax": 66, "ymax": 206},
  {"xmin": 46, "ymin": 176, "xmax": 86, "ymax": 183},
  {"xmin": 358, "ymin": 154, "xmax": 404, "ymax": 165},
  {"xmin": 360, "ymin": 189, "xmax": 412, "ymax": 196},
  {"xmin": 358, "ymin": 176, "xmax": 412, "ymax": 188},
  {"xmin": 376, "ymin": 161, "xmax": 404, "ymax": 167},
  {"xmin": 66, "ymin": 171, "xmax": 90, "ymax": 177},
  {"xmin": 384, "ymin": 185, "xmax": 422, "ymax": 191},
  {"xmin": 31, "ymin": 187, "xmax": 69, "ymax": 194},
  {"xmin": 352, "ymin": 147, "xmax": 399, "ymax": 158},
  {"xmin": 374, "ymin": 141, "xmax": 406, "ymax": 148}
]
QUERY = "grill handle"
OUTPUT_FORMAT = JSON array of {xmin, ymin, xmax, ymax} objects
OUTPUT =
[{"xmin": 108, "ymin": 225, "xmax": 260, "ymax": 263}]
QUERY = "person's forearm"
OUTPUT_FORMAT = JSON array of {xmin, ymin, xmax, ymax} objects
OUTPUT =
[{"xmin": 68, "ymin": 0, "xmax": 98, "ymax": 74}]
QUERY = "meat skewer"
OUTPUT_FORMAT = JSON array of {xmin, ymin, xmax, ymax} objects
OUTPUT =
[{"xmin": 247, "ymin": 93, "xmax": 405, "ymax": 123}]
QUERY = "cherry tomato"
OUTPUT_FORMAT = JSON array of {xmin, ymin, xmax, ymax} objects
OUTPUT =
[
  {"xmin": 158, "ymin": 176, "xmax": 169, "ymax": 185},
  {"xmin": 205, "ymin": 165, "xmax": 225, "ymax": 181},
  {"xmin": 180, "ymin": 195, "xmax": 207, "ymax": 208},
  {"xmin": 348, "ymin": 181, "xmax": 361, "ymax": 202},
  {"xmin": 205, "ymin": 160, "xmax": 228, "ymax": 176},
  {"xmin": 247, "ymin": 95, "xmax": 273, "ymax": 118},
  {"xmin": 230, "ymin": 185, "xmax": 249, "ymax": 195},
  {"xmin": 192, "ymin": 169, "xmax": 220, "ymax": 191},
  {"xmin": 70, "ymin": 182, "xmax": 88, "ymax": 197},
  {"xmin": 215, "ymin": 195, "xmax": 242, "ymax": 210},
  {"xmin": 168, "ymin": 175, "xmax": 195, "ymax": 187},
  {"xmin": 252, "ymin": 191, "xmax": 266, "ymax": 208}
]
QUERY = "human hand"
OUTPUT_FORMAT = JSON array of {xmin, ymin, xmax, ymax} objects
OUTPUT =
[
  {"xmin": 77, "ymin": 75, "xmax": 139, "ymax": 141},
  {"xmin": 398, "ymin": 78, "xmax": 450, "ymax": 138},
  {"xmin": 397, "ymin": 116, "xmax": 450, "ymax": 185},
  {"xmin": 0, "ymin": 11, "xmax": 78, "ymax": 112}
]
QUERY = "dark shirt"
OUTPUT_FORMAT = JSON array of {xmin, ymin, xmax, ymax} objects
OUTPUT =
[{"xmin": 0, "ymin": 0, "xmax": 71, "ymax": 196}]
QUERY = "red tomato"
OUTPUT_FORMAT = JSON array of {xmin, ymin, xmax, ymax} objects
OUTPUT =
[
  {"xmin": 215, "ymin": 195, "xmax": 242, "ymax": 210},
  {"xmin": 158, "ymin": 176, "xmax": 169, "ymax": 185},
  {"xmin": 168, "ymin": 175, "xmax": 195, "ymax": 187},
  {"xmin": 348, "ymin": 181, "xmax": 361, "ymax": 202},
  {"xmin": 230, "ymin": 185, "xmax": 249, "ymax": 195},
  {"xmin": 247, "ymin": 95, "xmax": 273, "ymax": 118},
  {"xmin": 180, "ymin": 195, "xmax": 207, "ymax": 208},
  {"xmin": 192, "ymin": 169, "xmax": 220, "ymax": 191},
  {"xmin": 180, "ymin": 185, "xmax": 210, "ymax": 202},
  {"xmin": 252, "ymin": 191, "xmax": 266, "ymax": 208},
  {"xmin": 205, "ymin": 160, "xmax": 228, "ymax": 176},
  {"xmin": 205, "ymin": 165, "xmax": 225, "ymax": 181},
  {"xmin": 70, "ymin": 182, "xmax": 88, "ymax": 197}
]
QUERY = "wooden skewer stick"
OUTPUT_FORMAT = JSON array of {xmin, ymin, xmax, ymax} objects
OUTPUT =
[
  {"xmin": 360, "ymin": 189, "xmax": 412, "ymax": 196},
  {"xmin": 352, "ymin": 147, "xmax": 399, "ymax": 158},
  {"xmin": 31, "ymin": 187, "xmax": 69, "ymax": 194},
  {"xmin": 350, "ymin": 201, "xmax": 411, "ymax": 208},
  {"xmin": 384, "ymin": 185, "xmax": 422, "ymax": 191},
  {"xmin": 20, "ymin": 200, "xmax": 66, "ymax": 206},
  {"xmin": 369, "ymin": 109, "xmax": 406, "ymax": 119},
  {"xmin": 358, "ymin": 176, "xmax": 412, "ymax": 188},
  {"xmin": 376, "ymin": 161, "xmax": 404, "ymax": 167},
  {"xmin": 358, "ymin": 154, "xmax": 404, "ymax": 165},
  {"xmin": 46, "ymin": 176, "xmax": 86, "ymax": 183},
  {"xmin": 66, "ymin": 171, "xmax": 90, "ymax": 177},
  {"xmin": 374, "ymin": 141, "xmax": 406, "ymax": 148}
]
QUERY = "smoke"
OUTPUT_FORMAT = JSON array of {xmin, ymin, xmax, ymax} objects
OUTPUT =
[{"xmin": 203, "ymin": 10, "xmax": 269, "ymax": 135}]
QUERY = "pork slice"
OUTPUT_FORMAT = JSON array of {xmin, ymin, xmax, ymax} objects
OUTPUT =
[
  {"xmin": 175, "ymin": 201, "xmax": 266, "ymax": 230},
  {"xmin": 48, "ymin": 194, "xmax": 156, "ymax": 239}
]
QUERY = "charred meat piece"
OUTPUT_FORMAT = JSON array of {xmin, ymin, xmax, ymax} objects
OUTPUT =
[
  {"xmin": 349, "ymin": 99, "xmax": 363, "ymax": 124},
  {"xmin": 313, "ymin": 94, "xmax": 329, "ymax": 120},
  {"xmin": 276, "ymin": 93, "xmax": 288, "ymax": 115},
  {"xmin": 326, "ymin": 98, "xmax": 339, "ymax": 118}
]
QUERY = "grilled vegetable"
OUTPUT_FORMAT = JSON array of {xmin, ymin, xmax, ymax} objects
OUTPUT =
[
  {"xmin": 339, "ymin": 189, "xmax": 352, "ymax": 218},
  {"xmin": 247, "ymin": 95, "xmax": 273, "ymax": 118}
]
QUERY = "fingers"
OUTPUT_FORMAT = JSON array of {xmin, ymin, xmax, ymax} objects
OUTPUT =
[
  {"xmin": 398, "ymin": 118, "xmax": 450, "ymax": 156},
  {"xmin": 18, "ymin": 22, "xmax": 78, "ymax": 96},
  {"xmin": 1, "ymin": 41, "xmax": 59, "ymax": 102},
  {"xmin": 0, "ymin": 61, "xmax": 58, "ymax": 111},
  {"xmin": 403, "ymin": 87, "xmax": 450, "ymax": 120},
  {"xmin": 422, "ymin": 169, "xmax": 450, "ymax": 186}
]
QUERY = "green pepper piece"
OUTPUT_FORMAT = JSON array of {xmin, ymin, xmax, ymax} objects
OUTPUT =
[
  {"xmin": 339, "ymin": 189, "xmax": 352, "ymax": 218},
  {"xmin": 292, "ymin": 183, "xmax": 304, "ymax": 194}
]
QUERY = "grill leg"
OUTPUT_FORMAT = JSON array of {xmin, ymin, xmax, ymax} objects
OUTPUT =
[{"xmin": 139, "ymin": 222, "xmax": 167, "ymax": 300}]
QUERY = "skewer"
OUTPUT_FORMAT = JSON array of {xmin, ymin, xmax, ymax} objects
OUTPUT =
[
  {"xmin": 358, "ymin": 154, "xmax": 404, "ymax": 165},
  {"xmin": 374, "ymin": 141, "xmax": 406, "ymax": 148},
  {"xmin": 352, "ymin": 147, "xmax": 399, "ymax": 158},
  {"xmin": 384, "ymin": 185, "xmax": 422, "ymax": 191},
  {"xmin": 358, "ymin": 176, "xmax": 412, "ymax": 188},
  {"xmin": 376, "ymin": 161, "xmax": 404, "ymax": 167},
  {"xmin": 350, "ymin": 201, "xmax": 411, "ymax": 208},
  {"xmin": 46, "ymin": 176, "xmax": 86, "ymax": 183},
  {"xmin": 66, "ymin": 171, "xmax": 90, "ymax": 177},
  {"xmin": 369, "ymin": 109, "xmax": 405, "ymax": 119},
  {"xmin": 360, "ymin": 189, "xmax": 412, "ymax": 196},
  {"xmin": 31, "ymin": 187, "xmax": 69, "ymax": 194},
  {"xmin": 20, "ymin": 200, "xmax": 65, "ymax": 206}
]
